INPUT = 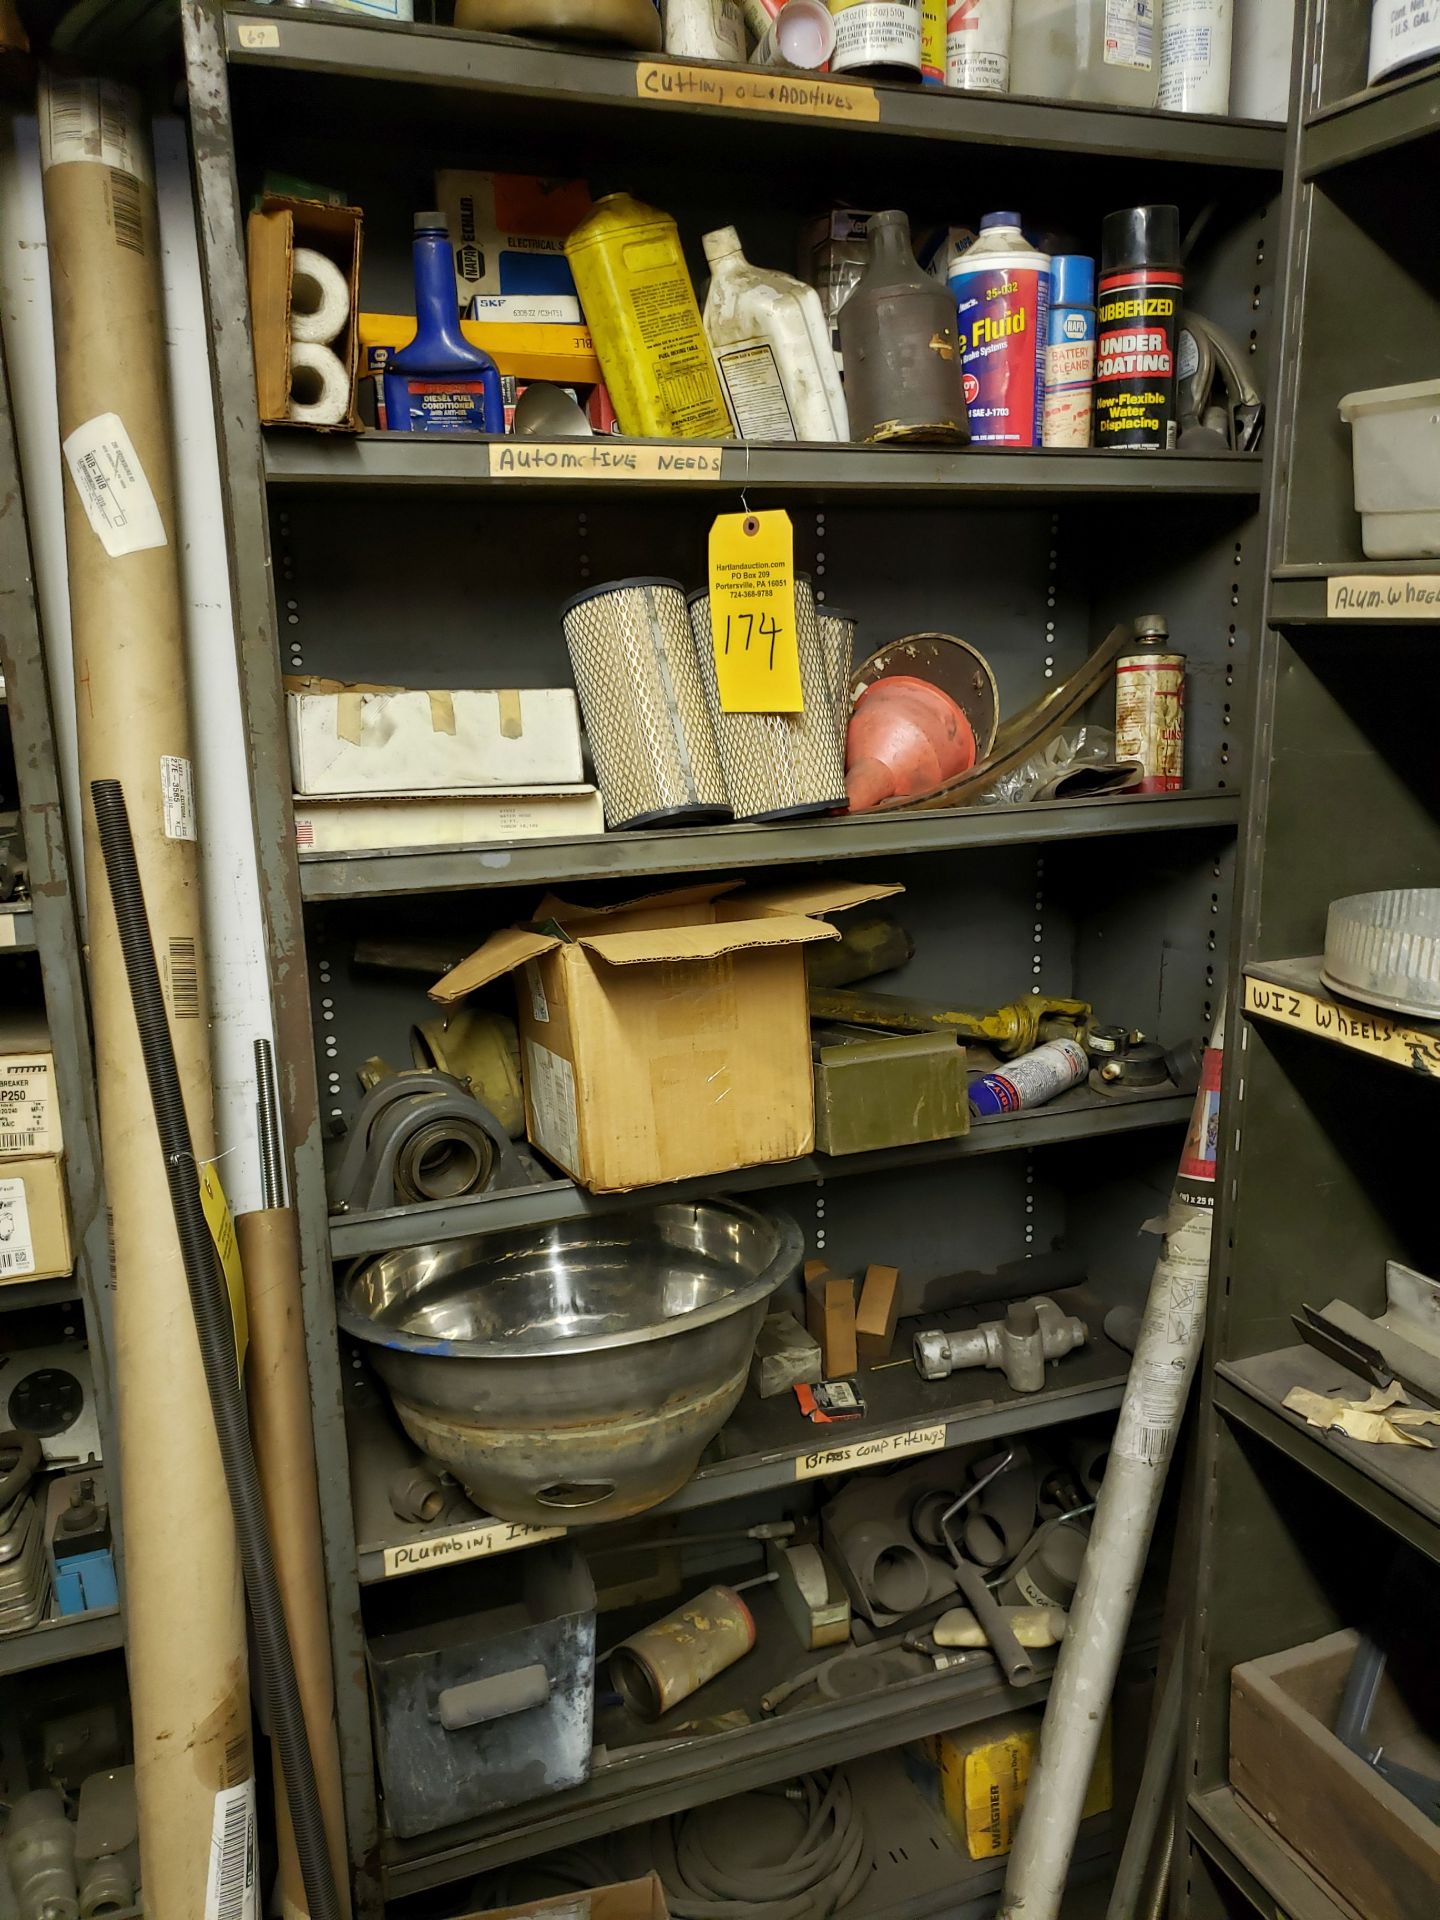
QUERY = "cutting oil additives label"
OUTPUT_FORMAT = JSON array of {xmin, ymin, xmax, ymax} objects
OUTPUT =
[{"xmin": 635, "ymin": 62, "xmax": 881, "ymax": 119}]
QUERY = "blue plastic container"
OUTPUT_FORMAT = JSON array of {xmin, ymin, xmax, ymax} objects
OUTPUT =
[{"xmin": 383, "ymin": 213, "xmax": 504, "ymax": 434}]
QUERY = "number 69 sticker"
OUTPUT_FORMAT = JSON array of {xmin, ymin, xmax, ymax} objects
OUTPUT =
[{"xmin": 707, "ymin": 508, "xmax": 804, "ymax": 713}]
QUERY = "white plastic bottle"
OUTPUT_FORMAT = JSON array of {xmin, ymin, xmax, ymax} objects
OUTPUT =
[
  {"xmin": 946, "ymin": 0, "xmax": 1012, "ymax": 92},
  {"xmin": 662, "ymin": 0, "xmax": 746, "ymax": 60},
  {"xmin": 1158, "ymin": 0, "xmax": 1231, "ymax": 113},
  {"xmin": 1011, "ymin": 0, "xmax": 1161, "ymax": 108},
  {"xmin": 702, "ymin": 227, "xmax": 849, "ymax": 443}
]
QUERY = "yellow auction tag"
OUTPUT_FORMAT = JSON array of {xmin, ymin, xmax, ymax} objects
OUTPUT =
[
  {"xmin": 707, "ymin": 509, "xmax": 802, "ymax": 713},
  {"xmin": 200, "ymin": 1162, "xmax": 249, "ymax": 1372}
]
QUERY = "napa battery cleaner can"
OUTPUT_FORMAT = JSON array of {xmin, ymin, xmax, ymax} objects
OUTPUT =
[
  {"xmin": 1043, "ymin": 254, "xmax": 1096, "ymax": 448},
  {"xmin": 1094, "ymin": 204, "xmax": 1182, "ymax": 451},
  {"xmin": 969, "ymin": 1039, "xmax": 1089, "ymax": 1118},
  {"xmin": 947, "ymin": 212, "xmax": 1050, "ymax": 447}
]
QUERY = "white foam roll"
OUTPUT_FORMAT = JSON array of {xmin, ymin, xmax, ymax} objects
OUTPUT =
[
  {"xmin": 288, "ymin": 244, "xmax": 350, "ymax": 344},
  {"xmin": 287, "ymin": 339, "xmax": 350, "ymax": 425}
]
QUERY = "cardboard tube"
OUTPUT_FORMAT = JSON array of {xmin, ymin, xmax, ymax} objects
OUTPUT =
[
  {"xmin": 40, "ymin": 73, "xmax": 253, "ymax": 1913},
  {"xmin": 237, "ymin": 1207, "xmax": 351, "ymax": 1920}
]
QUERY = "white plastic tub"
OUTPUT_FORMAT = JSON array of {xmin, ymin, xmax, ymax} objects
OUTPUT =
[{"xmin": 1338, "ymin": 378, "xmax": 1440, "ymax": 559}]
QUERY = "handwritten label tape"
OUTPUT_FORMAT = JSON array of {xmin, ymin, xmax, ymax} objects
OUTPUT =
[
  {"xmin": 1243, "ymin": 973, "xmax": 1440, "ymax": 1076},
  {"xmin": 236, "ymin": 20, "xmax": 280, "ymax": 49},
  {"xmin": 795, "ymin": 1422, "xmax": 946, "ymax": 1482},
  {"xmin": 636, "ymin": 62, "xmax": 880, "ymax": 123},
  {"xmin": 1326, "ymin": 574, "xmax": 1440, "ymax": 618},
  {"xmin": 491, "ymin": 441, "xmax": 723, "ymax": 481},
  {"xmin": 382, "ymin": 1519, "xmax": 563, "ymax": 1578}
]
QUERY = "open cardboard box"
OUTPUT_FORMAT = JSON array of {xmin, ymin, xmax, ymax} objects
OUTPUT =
[
  {"xmin": 460, "ymin": 1874, "xmax": 669, "ymax": 1920},
  {"xmin": 431, "ymin": 878, "xmax": 901, "ymax": 1192},
  {"xmin": 247, "ymin": 193, "xmax": 362, "ymax": 432}
]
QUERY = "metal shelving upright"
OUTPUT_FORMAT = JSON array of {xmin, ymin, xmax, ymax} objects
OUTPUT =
[{"xmin": 181, "ymin": 5, "xmax": 1293, "ymax": 1906}]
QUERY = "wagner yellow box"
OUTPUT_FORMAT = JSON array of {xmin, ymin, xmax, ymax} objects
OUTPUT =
[{"xmin": 907, "ymin": 1711, "xmax": 1113, "ymax": 1859}]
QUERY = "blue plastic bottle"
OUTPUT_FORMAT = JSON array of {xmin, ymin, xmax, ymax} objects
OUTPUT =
[{"xmin": 382, "ymin": 212, "xmax": 504, "ymax": 434}]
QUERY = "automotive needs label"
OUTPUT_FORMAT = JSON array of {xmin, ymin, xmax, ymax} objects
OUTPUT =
[
  {"xmin": 796, "ymin": 1422, "xmax": 946, "ymax": 1480},
  {"xmin": 491, "ymin": 441, "xmax": 723, "ymax": 480}
]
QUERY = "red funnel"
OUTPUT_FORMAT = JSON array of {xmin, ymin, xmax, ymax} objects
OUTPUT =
[{"xmin": 845, "ymin": 675, "xmax": 977, "ymax": 813}]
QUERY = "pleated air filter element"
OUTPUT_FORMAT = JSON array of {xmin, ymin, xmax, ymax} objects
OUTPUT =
[
  {"xmin": 561, "ymin": 577, "xmax": 729, "ymax": 830},
  {"xmin": 1322, "ymin": 888, "xmax": 1440, "ymax": 1019},
  {"xmin": 817, "ymin": 604, "xmax": 858, "ymax": 746},
  {"xmin": 688, "ymin": 575, "xmax": 848, "ymax": 822}
]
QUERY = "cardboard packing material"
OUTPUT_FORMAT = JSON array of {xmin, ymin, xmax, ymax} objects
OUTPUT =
[
  {"xmin": 293, "ymin": 787, "xmax": 604, "ymax": 854},
  {"xmin": 804, "ymin": 1263, "xmax": 858, "ymax": 1378},
  {"xmin": 460, "ymin": 1874, "xmax": 671, "ymax": 1920},
  {"xmin": 0, "ymin": 1156, "xmax": 72, "ymax": 1284},
  {"xmin": 0, "ymin": 1008, "xmax": 62, "ymax": 1157},
  {"xmin": 906, "ymin": 1711, "xmax": 1112, "ymax": 1860},
  {"xmin": 436, "ymin": 169, "xmax": 591, "ymax": 323},
  {"xmin": 42, "ymin": 73, "xmax": 253, "ymax": 1912},
  {"xmin": 856, "ymin": 1263, "xmax": 901, "ymax": 1364},
  {"xmin": 431, "ymin": 878, "xmax": 901, "ymax": 1192},
  {"xmin": 285, "ymin": 678, "xmax": 584, "ymax": 794},
  {"xmin": 248, "ymin": 192, "xmax": 363, "ymax": 431}
]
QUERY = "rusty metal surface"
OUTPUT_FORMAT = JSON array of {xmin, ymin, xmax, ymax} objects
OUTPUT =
[{"xmin": 611, "ymin": 1583, "xmax": 756, "ymax": 1720}]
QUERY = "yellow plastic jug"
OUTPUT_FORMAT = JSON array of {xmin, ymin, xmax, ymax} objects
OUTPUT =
[{"xmin": 565, "ymin": 193, "xmax": 731, "ymax": 440}]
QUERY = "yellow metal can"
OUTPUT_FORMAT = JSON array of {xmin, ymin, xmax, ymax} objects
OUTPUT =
[{"xmin": 564, "ymin": 193, "xmax": 731, "ymax": 440}]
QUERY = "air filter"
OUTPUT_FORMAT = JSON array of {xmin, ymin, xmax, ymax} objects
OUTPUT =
[{"xmin": 1322, "ymin": 888, "xmax": 1440, "ymax": 1018}]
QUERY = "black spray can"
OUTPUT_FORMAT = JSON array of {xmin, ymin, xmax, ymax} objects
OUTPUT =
[{"xmin": 1095, "ymin": 204, "xmax": 1182, "ymax": 452}]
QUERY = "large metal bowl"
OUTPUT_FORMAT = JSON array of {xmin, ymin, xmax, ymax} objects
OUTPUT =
[{"xmin": 338, "ymin": 1200, "xmax": 802, "ymax": 1527}]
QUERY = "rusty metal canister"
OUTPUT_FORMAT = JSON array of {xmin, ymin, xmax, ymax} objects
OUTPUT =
[
  {"xmin": 688, "ymin": 576, "xmax": 848, "ymax": 821},
  {"xmin": 838, "ymin": 209, "xmax": 969, "ymax": 445},
  {"xmin": 1115, "ymin": 612, "xmax": 1185, "ymax": 793},
  {"xmin": 609, "ymin": 1584, "xmax": 757, "ymax": 1720}
]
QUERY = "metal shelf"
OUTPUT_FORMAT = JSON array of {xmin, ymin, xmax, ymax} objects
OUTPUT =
[
  {"xmin": 0, "ymin": 1607, "xmax": 125, "ymax": 1679},
  {"xmin": 0, "ymin": 904, "xmax": 36, "ymax": 953},
  {"xmin": 1243, "ymin": 958, "xmax": 1440, "ymax": 1076},
  {"xmin": 299, "ymin": 791, "xmax": 1242, "ymax": 903},
  {"xmin": 330, "ymin": 1082, "xmax": 1195, "ymax": 1259},
  {"xmin": 1188, "ymin": 1786, "xmax": 1358, "ymax": 1920},
  {"xmin": 1304, "ymin": 64, "xmax": 1440, "ymax": 177},
  {"xmin": 1215, "ymin": 1350, "xmax": 1440, "ymax": 1565},
  {"xmin": 1270, "ymin": 563, "xmax": 1440, "ymax": 626},
  {"xmin": 0, "ymin": 1274, "xmax": 80, "ymax": 1313},
  {"xmin": 353, "ymin": 1276, "xmax": 1125, "ymax": 1582},
  {"xmin": 223, "ymin": 7, "xmax": 1285, "ymax": 171},
  {"xmin": 264, "ymin": 433, "xmax": 1266, "ymax": 499}
]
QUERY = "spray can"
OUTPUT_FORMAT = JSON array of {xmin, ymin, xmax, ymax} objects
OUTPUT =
[
  {"xmin": 1094, "ymin": 204, "xmax": 1181, "ymax": 452},
  {"xmin": 947, "ymin": 212, "xmax": 1050, "ymax": 448},
  {"xmin": 1158, "ymin": 0, "xmax": 1233, "ymax": 114},
  {"xmin": 827, "ymin": 0, "xmax": 922, "ymax": 76},
  {"xmin": 945, "ymin": 0, "xmax": 1011, "ymax": 91},
  {"xmin": 920, "ymin": 0, "xmax": 945, "ymax": 82},
  {"xmin": 1115, "ymin": 614, "xmax": 1185, "ymax": 793},
  {"xmin": 1042, "ymin": 254, "xmax": 1095, "ymax": 449},
  {"xmin": 969, "ymin": 1038, "xmax": 1088, "ymax": 1118},
  {"xmin": 750, "ymin": 0, "xmax": 837, "ymax": 64}
]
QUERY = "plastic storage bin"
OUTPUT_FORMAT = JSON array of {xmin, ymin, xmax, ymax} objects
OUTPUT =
[{"xmin": 1339, "ymin": 378, "xmax": 1440, "ymax": 559}]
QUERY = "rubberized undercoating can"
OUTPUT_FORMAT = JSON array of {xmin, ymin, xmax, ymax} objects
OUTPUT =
[{"xmin": 1095, "ymin": 203, "xmax": 1181, "ymax": 451}]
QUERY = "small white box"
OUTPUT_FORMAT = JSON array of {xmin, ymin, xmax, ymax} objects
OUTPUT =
[
  {"xmin": 285, "ymin": 681, "xmax": 584, "ymax": 795},
  {"xmin": 293, "ymin": 786, "xmax": 605, "ymax": 854},
  {"xmin": 1339, "ymin": 379, "xmax": 1440, "ymax": 560}
]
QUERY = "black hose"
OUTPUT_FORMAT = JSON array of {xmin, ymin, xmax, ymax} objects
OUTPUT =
[
  {"xmin": 654, "ymin": 1772, "xmax": 870, "ymax": 1917},
  {"xmin": 91, "ymin": 780, "xmax": 342, "ymax": 1920}
]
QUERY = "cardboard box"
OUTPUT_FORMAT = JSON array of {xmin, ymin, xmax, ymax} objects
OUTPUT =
[
  {"xmin": 359, "ymin": 313, "xmax": 601, "ymax": 385},
  {"xmin": 285, "ymin": 678, "xmax": 584, "ymax": 795},
  {"xmin": 247, "ymin": 194, "xmax": 362, "ymax": 432},
  {"xmin": 460, "ymin": 1874, "xmax": 670, "ymax": 1920},
  {"xmin": 293, "ymin": 787, "xmax": 604, "ymax": 854},
  {"xmin": 804, "ymin": 1264, "xmax": 858, "ymax": 1378},
  {"xmin": 856, "ymin": 1263, "xmax": 900, "ymax": 1364},
  {"xmin": 0, "ymin": 1009, "xmax": 61, "ymax": 1157},
  {"xmin": 812, "ymin": 1026, "xmax": 968, "ymax": 1158},
  {"xmin": 0, "ymin": 1155, "xmax": 72, "ymax": 1283},
  {"xmin": 907, "ymin": 1712, "xmax": 1112, "ymax": 1860},
  {"xmin": 431, "ymin": 878, "xmax": 900, "ymax": 1192},
  {"xmin": 436, "ymin": 171, "xmax": 591, "ymax": 324},
  {"xmin": 1231, "ymin": 1629, "xmax": 1440, "ymax": 1920}
]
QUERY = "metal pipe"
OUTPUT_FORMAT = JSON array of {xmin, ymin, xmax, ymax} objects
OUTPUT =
[
  {"xmin": 1104, "ymin": 1652, "xmax": 1182, "ymax": 1920},
  {"xmin": 998, "ymin": 1004, "xmax": 1224, "ymax": 1920}
]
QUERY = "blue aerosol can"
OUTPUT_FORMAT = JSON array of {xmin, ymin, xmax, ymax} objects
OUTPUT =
[
  {"xmin": 383, "ymin": 213, "xmax": 504, "ymax": 433},
  {"xmin": 1042, "ymin": 254, "xmax": 1096, "ymax": 448}
]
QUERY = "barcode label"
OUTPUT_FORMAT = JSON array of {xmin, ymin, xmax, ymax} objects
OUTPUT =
[
  {"xmin": 0, "ymin": 1131, "xmax": 37, "ymax": 1153},
  {"xmin": 61, "ymin": 413, "xmax": 167, "ymax": 559},
  {"xmin": 40, "ymin": 75, "xmax": 152, "ymax": 183},
  {"xmin": 204, "ymin": 1780, "xmax": 257, "ymax": 1920},
  {"xmin": 168, "ymin": 937, "xmax": 200, "ymax": 1020},
  {"xmin": 108, "ymin": 169, "xmax": 144, "ymax": 254},
  {"xmin": 161, "ymin": 755, "xmax": 196, "ymax": 841}
]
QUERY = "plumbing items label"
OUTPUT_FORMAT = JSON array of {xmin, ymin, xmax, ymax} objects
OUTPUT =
[
  {"xmin": 204, "ymin": 1779, "xmax": 258, "ymax": 1920},
  {"xmin": 708, "ymin": 509, "xmax": 803, "ymax": 712},
  {"xmin": 1325, "ymin": 575, "xmax": 1440, "ymax": 618},
  {"xmin": 0, "ymin": 1178, "xmax": 36, "ymax": 1279},
  {"xmin": 635, "ymin": 62, "xmax": 880, "ymax": 121},
  {"xmin": 62, "ymin": 413, "xmax": 167, "ymax": 558},
  {"xmin": 795, "ymin": 1421, "xmax": 946, "ymax": 1480},
  {"xmin": 491, "ymin": 441, "xmax": 723, "ymax": 480},
  {"xmin": 1243, "ymin": 972, "xmax": 1440, "ymax": 1075},
  {"xmin": 383, "ymin": 1521, "xmax": 563, "ymax": 1578},
  {"xmin": 0, "ymin": 1058, "xmax": 59, "ymax": 1156},
  {"xmin": 161, "ymin": 754, "xmax": 197, "ymax": 841}
]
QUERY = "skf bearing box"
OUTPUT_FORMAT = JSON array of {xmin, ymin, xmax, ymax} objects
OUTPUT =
[
  {"xmin": 0, "ymin": 1011, "xmax": 61, "ymax": 1159},
  {"xmin": 435, "ymin": 171, "xmax": 591, "ymax": 324},
  {"xmin": 0, "ymin": 1158, "xmax": 72, "ymax": 1285},
  {"xmin": 905, "ymin": 1711, "xmax": 1112, "ymax": 1859},
  {"xmin": 247, "ymin": 194, "xmax": 363, "ymax": 433},
  {"xmin": 430, "ymin": 878, "xmax": 901, "ymax": 1191},
  {"xmin": 284, "ymin": 679, "xmax": 584, "ymax": 795}
]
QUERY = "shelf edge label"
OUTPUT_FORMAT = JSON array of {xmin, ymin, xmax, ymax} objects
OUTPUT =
[
  {"xmin": 382, "ymin": 1519, "xmax": 563, "ymax": 1577},
  {"xmin": 635, "ymin": 61, "xmax": 881, "ymax": 123},
  {"xmin": 1243, "ymin": 972, "xmax": 1440, "ymax": 1075},
  {"xmin": 491, "ymin": 440, "xmax": 723, "ymax": 481},
  {"xmin": 1326, "ymin": 574, "xmax": 1440, "ymax": 618},
  {"xmin": 795, "ymin": 1421, "xmax": 946, "ymax": 1481}
]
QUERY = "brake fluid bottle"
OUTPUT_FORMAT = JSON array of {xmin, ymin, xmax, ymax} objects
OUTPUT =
[{"xmin": 947, "ymin": 211, "xmax": 1050, "ymax": 448}]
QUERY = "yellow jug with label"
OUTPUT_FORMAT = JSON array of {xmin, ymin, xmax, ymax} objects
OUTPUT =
[{"xmin": 565, "ymin": 193, "xmax": 732, "ymax": 440}]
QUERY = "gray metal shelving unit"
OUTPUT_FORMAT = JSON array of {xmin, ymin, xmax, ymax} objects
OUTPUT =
[
  {"xmin": 1178, "ymin": 7, "xmax": 1440, "ymax": 1918},
  {"xmin": 181, "ymin": 4, "xmax": 1290, "ymax": 1906}
]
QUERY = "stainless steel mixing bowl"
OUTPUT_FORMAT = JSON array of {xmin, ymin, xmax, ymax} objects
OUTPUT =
[{"xmin": 338, "ymin": 1200, "xmax": 802, "ymax": 1526}]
